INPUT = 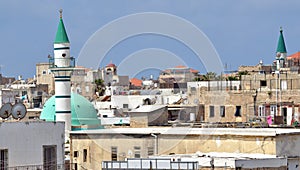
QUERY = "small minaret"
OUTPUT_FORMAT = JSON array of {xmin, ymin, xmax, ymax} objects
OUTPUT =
[
  {"xmin": 50, "ymin": 9, "xmax": 74, "ymax": 135},
  {"xmin": 276, "ymin": 27, "xmax": 287, "ymax": 70}
]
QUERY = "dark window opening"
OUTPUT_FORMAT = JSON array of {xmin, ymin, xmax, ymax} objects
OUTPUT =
[
  {"xmin": 83, "ymin": 149, "xmax": 87, "ymax": 162},
  {"xmin": 134, "ymin": 146, "xmax": 141, "ymax": 158},
  {"xmin": 260, "ymin": 80, "xmax": 267, "ymax": 87},
  {"xmin": 0, "ymin": 149, "xmax": 8, "ymax": 170},
  {"xmin": 43, "ymin": 145, "xmax": 57, "ymax": 170},
  {"xmin": 74, "ymin": 151, "xmax": 78, "ymax": 158},
  {"xmin": 123, "ymin": 104, "xmax": 128, "ymax": 108},
  {"xmin": 74, "ymin": 163, "xmax": 77, "ymax": 170},
  {"xmin": 220, "ymin": 106, "xmax": 225, "ymax": 117},
  {"xmin": 147, "ymin": 147, "xmax": 154, "ymax": 156},
  {"xmin": 111, "ymin": 147, "xmax": 117, "ymax": 161},
  {"xmin": 62, "ymin": 53, "xmax": 66, "ymax": 57},
  {"xmin": 209, "ymin": 106, "xmax": 214, "ymax": 117},
  {"xmin": 235, "ymin": 106, "xmax": 242, "ymax": 117}
]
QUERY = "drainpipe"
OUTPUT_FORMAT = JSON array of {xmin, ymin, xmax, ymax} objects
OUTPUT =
[{"xmin": 151, "ymin": 133, "xmax": 158, "ymax": 155}]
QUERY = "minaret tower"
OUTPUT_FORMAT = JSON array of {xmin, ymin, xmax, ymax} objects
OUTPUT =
[
  {"xmin": 276, "ymin": 27, "xmax": 287, "ymax": 70},
  {"xmin": 50, "ymin": 9, "xmax": 74, "ymax": 134}
]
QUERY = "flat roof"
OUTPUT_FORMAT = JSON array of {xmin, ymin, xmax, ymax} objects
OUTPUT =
[
  {"xmin": 156, "ymin": 152, "xmax": 278, "ymax": 159},
  {"xmin": 70, "ymin": 127, "xmax": 300, "ymax": 136},
  {"xmin": 129, "ymin": 105, "xmax": 166, "ymax": 113}
]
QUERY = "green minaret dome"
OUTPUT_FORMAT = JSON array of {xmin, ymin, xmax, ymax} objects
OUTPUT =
[
  {"xmin": 40, "ymin": 93, "xmax": 102, "ymax": 129},
  {"xmin": 54, "ymin": 10, "xmax": 70, "ymax": 43},
  {"xmin": 276, "ymin": 27, "xmax": 287, "ymax": 53}
]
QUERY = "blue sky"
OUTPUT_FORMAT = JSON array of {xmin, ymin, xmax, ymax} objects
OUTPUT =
[{"xmin": 1, "ymin": 1, "xmax": 300, "ymax": 79}]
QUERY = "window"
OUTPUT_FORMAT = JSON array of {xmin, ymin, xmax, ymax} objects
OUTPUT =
[
  {"xmin": 281, "ymin": 80, "xmax": 287, "ymax": 90},
  {"xmin": 134, "ymin": 146, "xmax": 141, "ymax": 158},
  {"xmin": 235, "ymin": 106, "xmax": 241, "ymax": 117},
  {"xmin": 111, "ymin": 147, "xmax": 118, "ymax": 161},
  {"xmin": 260, "ymin": 80, "xmax": 267, "ymax": 87},
  {"xmin": 147, "ymin": 147, "xmax": 154, "ymax": 156},
  {"xmin": 123, "ymin": 104, "xmax": 129, "ymax": 108},
  {"xmin": 220, "ymin": 106, "xmax": 225, "ymax": 117},
  {"xmin": 74, "ymin": 151, "xmax": 78, "ymax": 158},
  {"xmin": 83, "ymin": 149, "xmax": 87, "ymax": 162},
  {"xmin": 43, "ymin": 145, "xmax": 57, "ymax": 170},
  {"xmin": 74, "ymin": 163, "xmax": 78, "ymax": 170},
  {"xmin": 258, "ymin": 105, "xmax": 265, "ymax": 117},
  {"xmin": 0, "ymin": 149, "xmax": 8, "ymax": 170},
  {"xmin": 209, "ymin": 106, "xmax": 214, "ymax": 117},
  {"xmin": 42, "ymin": 70, "xmax": 47, "ymax": 75}
]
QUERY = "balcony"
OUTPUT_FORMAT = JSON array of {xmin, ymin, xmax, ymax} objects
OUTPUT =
[{"xmin": 49, "ymin": 57, "xmax": 75, "ymax": 69}]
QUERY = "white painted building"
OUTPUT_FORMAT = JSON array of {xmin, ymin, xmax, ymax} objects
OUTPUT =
[{"xmin": 0, "ymin": 122, "xmax": 65, "ymax": 169}]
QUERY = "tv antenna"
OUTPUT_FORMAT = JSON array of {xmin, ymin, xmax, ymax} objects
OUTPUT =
[
  {"xmin": 0, "ymin": 103, "xmax": 12, "ymax": 119},
  {"xmin": 11, "ymin": 103, "xmax": 27, "ymax": 120}
]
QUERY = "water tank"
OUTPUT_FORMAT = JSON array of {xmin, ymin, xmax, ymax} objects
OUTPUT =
[{"xmin": 190, "ymin": 113, "xmax": 196, "ymax": 122}]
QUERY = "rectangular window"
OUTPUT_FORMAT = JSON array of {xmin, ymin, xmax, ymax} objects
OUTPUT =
[
  {"xmin": 83, "ymin": 149, "xmax": 87, "ymax": 162},
  {"xmin": 74, "ymin": 151, "xmax": 78, "ymax": 158},
  {"xmin": 123, "ymin": 104, "xmax": 129, "ymax": 108},
  {"xmin": 134, "ymin": 146, "xmax": 141, "ymax": 158},
  {"xmin": 43, "ymin": 145, "xmax": 57, "ymax": 170},
  {"xmin": 0, "ymin": 149, "xmax": 8, "ymax": 170},
  {"xmin": 258, "ymin": 105, "xmax": 265, "ymax": 117},
  {"xmin": 235, "ymin": 106, "xmax": 241, "ymax": 117},
  {"xmin": 74, "ymin": 163, "xmax": 78, "ymax": 170},
  {"xmin": 111, "ymin": 147, "xmax": 118, "ymax": 161},
  {"xmin": 281, "ymin": 80, "xmax": 287, "ymax": 90},
  {"xmin": 260, "ymin": 80, "xmax": 267, "ymax": 87},
  {"xmin": 147, "ymin": 147, "xmax": 154, "ymax": 156},
  {"xmin": 220, "ymin": 106, "xmax": 225, "ymax": 117},
  {"xmin": 209, "ymin": 106, "xmax": 214, "ymax": 117}
]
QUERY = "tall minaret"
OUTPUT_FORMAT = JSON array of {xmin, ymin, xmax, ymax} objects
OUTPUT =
[
  {"xmin": 276, "ymin": 27, "xmax": 287, "ymax": 70},
  {"xmin": 51, "ymin": 9, "xmax": 74, "ymax": 134}
]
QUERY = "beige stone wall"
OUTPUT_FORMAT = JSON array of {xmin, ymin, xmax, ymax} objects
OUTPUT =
[
  {"xmin": 188, "ymin": 72, "xmax": 300, "ymax": 123},
  {"xmin": 36, "ymin": 63, "xmax": 54, "ymax": 94},
  {"xmin": 276, "ymin": 134, "xmax": 300, "ymax": 157},
  {"xmin": 129, "ymin": 107, "xmax": 168, "ymax": 128},
  {"xmin": 129, "ymin": 113, "xmax": 149, "ymax": 128},
  {"xmin": 158, "ymin": 135, "xmax": 276, "ymax": 155},
  {"xmin": 70, "ymin": 133, "xmax": 279, "ymax": 169},
  {"xmin": 189, "ymin": 90, "xmax": 255, "ymax": 122}
]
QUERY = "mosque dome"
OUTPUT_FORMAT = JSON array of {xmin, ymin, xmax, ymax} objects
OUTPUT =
[
  {"xmin": 40, "ymin": 93, "xmax": 102, "ymax": 128},
  {"xmin": 106, "ymin": 63, "xmax": 116, "ymax": 67}
]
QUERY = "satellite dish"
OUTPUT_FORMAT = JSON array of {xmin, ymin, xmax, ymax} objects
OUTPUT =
[
  {"xmin": 11, "ymin": 103, "xmax": 27, "ymax": 120},
  {"xmin": 0, "ymin": 103, "xmax": 12, "ymax": 119}
]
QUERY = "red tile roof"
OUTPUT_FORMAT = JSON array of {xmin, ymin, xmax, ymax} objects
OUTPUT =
[
  {"xmin": 106, "ymin": 63, "xmax": 116, "ymax": 67},
  {"xmin": 287, "ymin": 51, "xmax": 300, "ymax": 59},
  {"xmin": 130, "ymin": 78, "xmax": 142, "ymax": 87},
  {"xmin": 174, "ymin": 65, "xmax": 187, "ymax": 68},
  {"xmin": 190, "ymin": 68, "xmax": 199, "ymax": 73}
]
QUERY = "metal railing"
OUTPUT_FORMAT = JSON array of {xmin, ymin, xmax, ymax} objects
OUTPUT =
[
  {"xmin": 6, "ymin": 163, "xmax": 71, "ymax": 170},
  {"xmin": 48, "ymin": 57, "xmax": 75, "ymax": 69},
  {"xmin": 102, "ymin": 159, "xmax": 198, "ymax": 170}
]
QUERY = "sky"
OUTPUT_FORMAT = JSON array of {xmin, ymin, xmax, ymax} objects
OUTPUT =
[{"xmin": 1, "ymin": 0, "xmax": 300, "ymax": 79}]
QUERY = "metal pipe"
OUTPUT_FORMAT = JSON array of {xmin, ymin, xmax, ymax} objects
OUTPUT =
[{"xmin": 151, "ymin": 133, "xmax": 158, "ymax": 155}]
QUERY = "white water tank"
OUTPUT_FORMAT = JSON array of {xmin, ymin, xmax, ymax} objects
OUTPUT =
[{"xmin": 190, "ymin": 113, "xmax": 196, "ymax": 122}]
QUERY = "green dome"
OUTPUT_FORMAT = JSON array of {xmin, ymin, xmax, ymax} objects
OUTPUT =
[{"xmin": 40, "ymin": 93, "xmax": 102, "ymax": 128}]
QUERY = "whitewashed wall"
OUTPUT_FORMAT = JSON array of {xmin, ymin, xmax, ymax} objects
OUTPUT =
[{"xmin": 0, "ymin": 122, "xmax": 65, "ymax": 167}]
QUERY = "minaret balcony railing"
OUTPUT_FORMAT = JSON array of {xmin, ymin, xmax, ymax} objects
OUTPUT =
[{"xmin": 49, "ymin": 57, "xmax": 75, "ymax": 68}]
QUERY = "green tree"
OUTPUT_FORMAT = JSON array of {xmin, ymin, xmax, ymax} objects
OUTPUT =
[
  {"xmin": 202, "ymin": 72, "xmax": 217, "ymax": 81},
  {"xmin": 95, "ymin": 79, "xmax": 106, "ymax": 96}
]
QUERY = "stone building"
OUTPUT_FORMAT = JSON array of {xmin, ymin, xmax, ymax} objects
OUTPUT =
[
  {"xmin": 70, "ymin": 127, "xmax": 300, "ymax": 169},
  {"xmin": 0, "ymin": 122, "xmax": 65, "ymax": 169},
  {"xmin": 187, "ymin": 72, "xmax": 300, "ymax": 124},
  {"xmin": 36, "ymin": 63, "xmax": 55, "ymax": 94},
  {"xmin": 159, "ymin": 65, "xmax": 199, "ymax": 89},
  {"xmin": 186, "ymin": 28, "xmax": 300, "ymax": 125}
]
